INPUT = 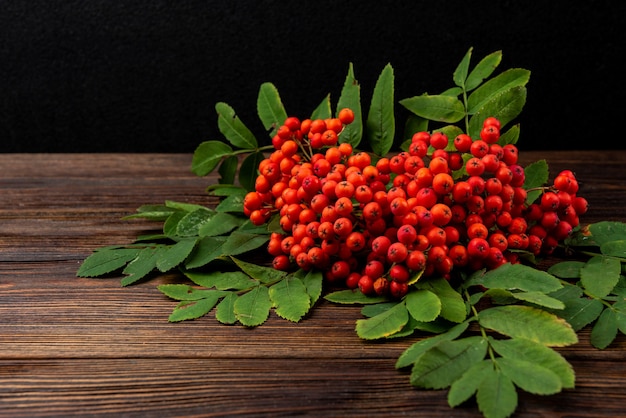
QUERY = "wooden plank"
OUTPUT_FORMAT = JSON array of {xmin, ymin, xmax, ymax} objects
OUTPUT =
[{"xmin": 1, "ymin": 152, "xmax": 626, "ymax": 417}]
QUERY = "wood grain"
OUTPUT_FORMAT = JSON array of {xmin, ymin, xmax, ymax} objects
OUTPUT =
[{"xmin": 1, "ymin": 152, "xmax": 626, "ymax": 417}]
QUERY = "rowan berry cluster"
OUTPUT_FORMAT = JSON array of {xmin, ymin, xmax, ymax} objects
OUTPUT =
[{"xmin": 242, "ymin": 110, "xmax": 588, "ymax": 299}]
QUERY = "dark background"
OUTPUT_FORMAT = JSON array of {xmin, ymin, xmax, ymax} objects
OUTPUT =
[{"xmin": 1, "ymin": 0, "xmax": 623, "ymax": 153}]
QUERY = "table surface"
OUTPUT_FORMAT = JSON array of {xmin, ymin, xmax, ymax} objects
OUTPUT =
[{"xmin": 2, "ymin": 151, "xmax": 626, "ymax": 418}]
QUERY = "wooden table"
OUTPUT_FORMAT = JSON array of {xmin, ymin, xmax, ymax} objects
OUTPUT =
[{"xmin": 1, "ymin": 151, "xmax": 626, "ymax": 417}]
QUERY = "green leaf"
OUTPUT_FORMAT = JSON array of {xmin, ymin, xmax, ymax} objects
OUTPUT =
[
  {"xmin": 230, "ymin": 256, "xmax": 288, "ymax": 284},
  {"xmin": 163, "ymin": 211, "xmax": 186, "ymax": 237},
  {"xmin": 478, "ymin": 305, "xmax": 578, "ymax": 346},
  {"xmin": 310, "ymin": 94, "xmax": 332, "ymax": 120},
  {"xmin": 355, "ymin": 302, "xmax": 409, "ymax": 340},
  {"xmin": 191, "ymin": 141, "xmax": 234, "ymax": 176},
  {"xmin": 404, "ymin": 289, "xmax": 441, "ymax": 322},
  {"xmin": 215, "ymin": 101, "xmax": 258, "ymax": 149},
  {"xmin": 176, "ymin": 207, "xmax": 214, "ymax": 237},
  {"xmin": 465, "ymin": 50, "xmax": 502, "ymax": 92},
  {"xmin": 476, "ymin": 366, "xmax": 518, "ymax": 418},
  {"xmin": 215, "ymin": 293, "xmax": 238, "ymax": 324},
  {"xmin": 548, "ymin": 281, "xmax": 584, "ymax": 301},
  {"xmin": 300, "ymin": 269, "xmax": 323, "ymax": 305},
  {"xmin": 206, "ymin": 184, "xmax": 246, "ymax": 197},
  {"xmin": 183, "ymin": 270, "xmax": 258, "ymax": 290},
  {"xmin": 498, "ymin": 356, "xmax": 562, "ymax": 395},
  {"xmin": 453, "ymin": 47, "xmax": 472, "ymax": 88},
  {"xmin": 121, "ymin": 247, "xmax": 160, "ymax": 286},
  {"xmin": 467, "ymin": 68, "xmax": 531, "ymax": 114},
  {"xmin": 77, "ymin": 248, "xmax": 141, "ymax": 277},
  {"xmin": 523, "ymin": 159, "xmax": 549, "ymax": 204},
  {"xmin": 509, "ymin": 291, "xmax": 565, "ymax": 310},
  {"xmin": 215, "ymin": 193, "xmax": 245, "ymax": 213},
  {"xmin": 547, "ymin": 260, "xmax": 585, "ymax": 279},
  {"xmin": 417, "ymin": 277, "xmax": 467, "ymax": 323},
  {"xmin": 184, "ymin": 236, "xmax": 228, "ymax": 269},
  {"xmin": 448, "ymin": 360, "xmax": 492, "ymax": 408},
  {"xmin": 396, "ymin": 321, "xmax": 470, "ymax": 369},
  {"xmin": 489, "ymin": 337, "xmax": 575, "ymax": 389},
  {"xmin": 198, "ymin": 212, "xmax": 245, "ymax": 237},
  {"xmin": 600, "ymin": 240, "xmax": 626, "ymax": 257},
  {"xmin": 410, "ymin": 336, "xmax": 488, "ymax": 389},
  {"xmin": 399, "ymin": 94, "xmax": 465, "ymax": 123},
  {"xmin": 324, "ymin": 289, "xmax": 388, "ymax": 304},
  {"xmin": 580, "ymin": 255, "xmax": 621, "ymax": 298},
  {"xmin": 124, "ymin": 204, "xmax": 176, "ymax": 221},
  {"xmin": 615, "ymin": 304, "xmax": 626, "ymax": 334},
  {"xmin": 555, "ymin": 297, "xmax": 604, "ymax": 331},
  {"xmin": 336, "ymin": 62, "xmax": 363, "ymax": 148},
  {"xmin": 587, "ymin": 221, "xmax": 626, "ymax": 246},
  {"xmin": 498, "ymin": 124, "xmax": 520, "ymax": 145},
  {"xmin": 220, "ymin": 231, "xmax": 269, "ymax": 256},
  {"xmin": 239, "ymin": 151, "xmax": 265, "ymax": 192},
  {"xmin": 234, "ymin": 285, "xmax": 272, "ymax": 327},
  {"xmin": 163, "ymin": 200, "xmax": 203, "ymax": 212},
  {"xmin": 402, "ymin": 114, "xmax": 429, "ymax": 142},
  {"xmin": 365, "ymin": 63, "xmax": 395, "ymax": 156},
  {"xmin": 158, "ymin": 284, "xmax": 226, "ymax": 301},
  {"xmin": 218, "ymin": 155, "xmax": 239, "ymax": 185},
  {"xmin": 468, "ymin": 86, "xmax": 527, "ymax": 138},
  {"xmin": 257, "ymin": 82, "xmax": 288, "ymax": 136},
  {"xmin": 269, "ymin": 277, "xmax": 311, "ymax": 322},
  {"xmin": 591, "ymin": 307, "xmax": 618, "ymax": 349},
  {"xmin": 168, "ymin": 293, "xmax": 223, "ymax": 322},
  {"xmin": 156, "ymin": 238, "xmax": 197, "ymax": 272}
]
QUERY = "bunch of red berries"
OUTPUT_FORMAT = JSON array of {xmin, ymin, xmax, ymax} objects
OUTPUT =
[{"xmin": 242, "ymin": 109, "xmax": 588, "ymax": 299}]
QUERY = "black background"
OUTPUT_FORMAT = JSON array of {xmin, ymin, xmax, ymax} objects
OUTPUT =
[{"xmin": 1, "ymin": 0, "xmax": 624, "ymax": 153}]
